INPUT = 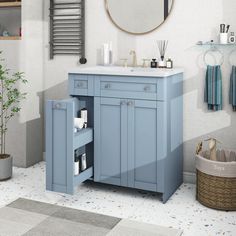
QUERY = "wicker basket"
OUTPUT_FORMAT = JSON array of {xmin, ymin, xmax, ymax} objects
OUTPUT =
[{"xmin": 196, "ymin": 154, "xmax": 236, "ymax": 211}]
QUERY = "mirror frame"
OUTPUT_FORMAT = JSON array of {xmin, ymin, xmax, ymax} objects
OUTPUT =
[{"xmin": 104, "ymin": 0, "xmax": 174, "ymax": 35}]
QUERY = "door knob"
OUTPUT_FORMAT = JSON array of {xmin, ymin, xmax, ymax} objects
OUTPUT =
[
  {"xmin": 127, "ymin": 101, "xmax": 133, "ymax": 106},
  {"xmin": 76, "ymin": 82, "xmax": 84, "ymax": 88},
  {"xmin": 144, "ymin": 86, "xmax": 150, "ymax": 92},
  {"xmin": 105, "ymin": 84, "xmax": 111, "ymax": 89},
  {"xmin": 54, "ymin": 103, "xmax": 61, "ymax": 109}
]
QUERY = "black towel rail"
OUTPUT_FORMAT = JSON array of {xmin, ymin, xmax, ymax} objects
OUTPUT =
[{"xmin": 49, "ymin": 0, "xmax": 86, "ymax": 64}]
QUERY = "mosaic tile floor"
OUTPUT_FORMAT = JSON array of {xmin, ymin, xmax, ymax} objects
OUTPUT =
[{"xmin": 0, "ymin": 162, "xmax": 235, "ymax": 236}]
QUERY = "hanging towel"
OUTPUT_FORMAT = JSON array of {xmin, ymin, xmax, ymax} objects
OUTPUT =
[
  {"xmin": 204, "ymin": 65, "xmax": 223, "ymax": 111},
  {"xmin": 229, "ymin": 66, "xmax": 236, "ymax": 111}
]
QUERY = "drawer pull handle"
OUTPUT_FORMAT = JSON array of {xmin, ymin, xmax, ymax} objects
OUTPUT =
[
  {"xmin": 104, "ymin": 84, "xmax": 111, "ymax": 89},
  {"xmin": 127, "ymin": 101, "xmax": 133, "ymax": 106},
  {"xmin": 144, "ymin": 86, "xmax": 151, "ymax": 92},
  {"xmin": 54, "ymin": 103, "xmax": 61, "ymax": 109},
  {"xmin": 76, "ymin": 82, "xmax": 84, "ymax": 88},
  {"xmin": 120, "ymin": 100, "xmax": 126, "ymax": 106}
]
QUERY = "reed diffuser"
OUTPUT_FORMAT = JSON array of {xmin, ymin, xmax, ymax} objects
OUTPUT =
[{"xmin": 157, "ymin": 40, "xmax": 168, "ymax": 68}]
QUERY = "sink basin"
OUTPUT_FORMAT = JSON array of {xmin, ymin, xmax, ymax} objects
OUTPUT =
[{"xmin": 69, "ymin": 66, "xmax": 183, "ymax": 78}]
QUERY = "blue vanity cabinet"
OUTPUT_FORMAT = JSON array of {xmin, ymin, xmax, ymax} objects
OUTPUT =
[{"xmin": 46, "ymin": 70, "xmax": 183, "ymax": 203}]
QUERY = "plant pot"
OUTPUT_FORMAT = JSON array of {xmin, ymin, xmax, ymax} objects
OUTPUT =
[{"xmin": 0, "ymin": 155, "xmax": 12, "ymax": 181}]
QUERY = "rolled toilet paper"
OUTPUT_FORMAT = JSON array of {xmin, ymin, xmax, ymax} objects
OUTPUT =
[{"xmin": 74, "ymin": 118, "xmax": 84, "ymax": 130}]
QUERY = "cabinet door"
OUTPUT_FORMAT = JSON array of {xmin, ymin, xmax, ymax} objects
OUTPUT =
[
  {"xmin": 94, "ymin": 97, "xmax": 128, "ymax": 187},
  {"xmin": 46, "ymin": 98, "xmax": 93, "ymax": 195},
  {"xmin": 128, "ymin": 100, "xmax": 158, "ymax": 192}
]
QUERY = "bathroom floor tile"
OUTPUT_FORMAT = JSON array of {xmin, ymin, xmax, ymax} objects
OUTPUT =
[
  {"xmin": 107, "ymin": 219, "xmax": 182, "ymax": 236},
  {"xmin": 0, "ymin": 162, "xmax": 235, "ymax": 236},
  {"xmin": 56, "ymin": 182, "xmax": 148, "ymax": 218}
]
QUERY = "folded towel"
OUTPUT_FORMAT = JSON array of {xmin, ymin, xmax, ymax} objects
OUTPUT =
[
  {"xmin": 204, "ymin": 65, "xmax": 223, "ymax": 111},
  {"xmin": 229, "ymin": 66, "xmax": 236, "ymax": 111}
]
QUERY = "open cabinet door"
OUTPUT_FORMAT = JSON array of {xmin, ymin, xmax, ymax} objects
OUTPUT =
[{"xmin": 46, "ymin": 98, "xmax": 93, "ymax": 194}]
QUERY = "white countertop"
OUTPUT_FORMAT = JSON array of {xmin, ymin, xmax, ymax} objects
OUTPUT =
[{"xmin": 69, "ymin": 66, "xmax": 184, "ymax": 78}]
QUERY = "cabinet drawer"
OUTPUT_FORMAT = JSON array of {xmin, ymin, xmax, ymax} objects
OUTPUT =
[
  {"xmin": 100, "ymin": 78, "xmax": 157, "ymax": 100},
  {"xmin": 46, "ymin": 98, "xmax": 94, "ymax": 194},
  {"xmin": 69, "ymin": 74, "xmax": 94, "ymax": 96}
]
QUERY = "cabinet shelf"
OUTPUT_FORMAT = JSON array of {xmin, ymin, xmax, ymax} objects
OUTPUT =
[
  {"xmin": 74, "ymin": 128, "xmax": 93, "ymax": 150},
  {"xmin": 0, "ymin": 1, "xmax": 21, "ymax": 8},
  {"xmin": 0, "ymin": 36, "xmax": 21, "ymax": 40},
  {"xmin": 74, "ymin": 167, "xmax": 93, "ymax": 186}
]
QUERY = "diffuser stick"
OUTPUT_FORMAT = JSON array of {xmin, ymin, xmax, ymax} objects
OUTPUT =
[{"xmin": 157, "ymin": 40, "xmax": 168, "ymax": 61}]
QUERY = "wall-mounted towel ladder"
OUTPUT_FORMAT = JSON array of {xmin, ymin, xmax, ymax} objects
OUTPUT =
[{"xmin": 49, "ymin": 0, "xmax": 87, "ymax": 64}]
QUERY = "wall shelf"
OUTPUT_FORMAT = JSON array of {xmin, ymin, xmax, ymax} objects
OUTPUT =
[
  {"xmin": 196, "ymin": 42, "xmax": 236, "ymax": 47},
  {"xmin": 0, "ymin": 36, "xmax": 21, "ymax": 40},
  {"xmin": 0, "ymin": 1, "xmax": 21, "ymax": 8}
]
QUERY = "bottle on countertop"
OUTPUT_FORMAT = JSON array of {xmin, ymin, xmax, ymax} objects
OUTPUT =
[
  {"xmin": 166, "ymin": 58, "xmax": 173, "ymax": 69},
  {"xmin": 229, "ymin": 32, "xmax": 236, "ymax": 44},
  {"xmin": 150, "ymin": 59, "xmax": 158, "ymax": 68},
  {"xmin": 109, "ymin": 41, "xmax": 113, "ymax": 65}
]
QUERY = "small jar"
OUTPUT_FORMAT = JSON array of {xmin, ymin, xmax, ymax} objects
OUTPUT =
[
  {"xmin": 229, "ymin": 32, "xmax": 236, "ymax": 44},
  {"xmin": 166, "ymin": 58, "xmax": 173, "ymax": 69}
]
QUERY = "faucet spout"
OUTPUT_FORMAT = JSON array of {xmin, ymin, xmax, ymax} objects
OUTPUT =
[{"xmin": 129, "ymin": 50, "xmax": 137, "ymax": 67}]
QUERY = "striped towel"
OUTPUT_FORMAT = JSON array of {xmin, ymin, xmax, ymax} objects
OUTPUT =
[
  {"xmin": 229, "ymin": 66, "xmax": 236, "ymax": 111},
  {"xmin": 204, "ymin": 65, "xmax": 223, "ymax": 111}
]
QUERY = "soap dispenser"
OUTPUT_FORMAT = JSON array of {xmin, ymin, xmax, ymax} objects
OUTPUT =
[{"xmin": 151, "ymin": 59, "xmax": 157, "ymax": 68}]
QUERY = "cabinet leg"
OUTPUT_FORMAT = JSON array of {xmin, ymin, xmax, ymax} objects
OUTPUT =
[
  {"xmin": 162, "ymin": 193, "xmax": 168, "ymax": 204},
  {"xmin": 66, "ymin": 186, "xmax": 74, "ymax": 195}
]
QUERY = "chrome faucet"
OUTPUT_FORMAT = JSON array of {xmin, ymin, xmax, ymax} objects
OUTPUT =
[{"xmin": 129, "ymin": 50, "xmax": 137, "ymax": 67}]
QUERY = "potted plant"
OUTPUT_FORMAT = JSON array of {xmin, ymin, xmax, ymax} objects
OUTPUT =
[{"xmin": 0, "ymin": 53, "xmax": 27, "ymax": 180}]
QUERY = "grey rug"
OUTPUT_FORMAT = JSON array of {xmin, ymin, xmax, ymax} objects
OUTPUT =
[{"xmin": 0, "ymin": 198, "xmax": 182, "ymax": 236}]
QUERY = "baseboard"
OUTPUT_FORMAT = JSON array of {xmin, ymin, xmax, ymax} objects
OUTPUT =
[{"xmin": 183, "ymin": 172, "xmax": 196, "ymax": 184}]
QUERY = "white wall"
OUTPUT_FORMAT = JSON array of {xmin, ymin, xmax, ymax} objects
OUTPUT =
[
  {"xmin": 44, "ymin": 0, "xmax": 236, "ymax": 174},
  {"xmin": 0, "ymin": 0, "xmax": 44, "ymax": 167},
  {"xmin": 2, "ymin": 0, "xmax": 236, "ymax": 172}
]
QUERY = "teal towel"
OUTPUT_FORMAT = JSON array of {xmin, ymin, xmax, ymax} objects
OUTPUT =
[
  {"xmin": 229, "ymin": 66, "xmax": 236, "ymax": 111},
  {"xmin": 204, "ymin": 65, "xmax": 223, "ymax": 111}
]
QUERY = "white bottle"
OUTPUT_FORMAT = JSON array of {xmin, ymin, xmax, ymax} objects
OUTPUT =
[
  {"xmin": 81, "ymin": 153, "xmax": 87, "ymax": 171},
  {"xmin": 103, "ymin": 43, "xmax": 109, "ymax": 65},
  {"xmin": 74, "ymin": 156, "xmax": 79, "ymax": 176},
  {"xmin": 80, "ymin": 108, "xmax": 87, "ymax": 128},
  {"xmin": 109, "ymin": 41, "xmax": 113, "ymax": 65}
]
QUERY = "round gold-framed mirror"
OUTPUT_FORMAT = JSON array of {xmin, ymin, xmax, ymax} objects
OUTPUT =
[{"xmin": 105, "ymin": 0, "xmax": 174, "ymax": 35}]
